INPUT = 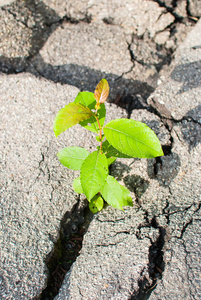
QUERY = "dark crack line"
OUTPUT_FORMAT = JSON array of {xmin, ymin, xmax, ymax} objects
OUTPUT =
[
  {"xmin": 176, "ymin": 201, "xmax": 201, "ymax": 239},
  {"xmin": 151, "ymin": 0, "xmax": 188, "ymax": 22},
  {"xmin": 130, "ymin": 216, "xmax": 166, "ymax": 300},
  {"xmin": 1, "ymin": 6, "xmax": 30, "ymax": 29},
  {"xmin": 2, "ymin": 5, "xmax": 91, "ymax": 29},
  {"xmin": 95, "ymin": 217, "xmax": 126, "ymax": 223},
  {"xmin": 181, "ymin": 115, "xmax": 201, "ymax": 126},
  {"xmin": 181, "ymin": 239, "xmax": 195, "ymax": 297},
  {"xmin": 185, "ymin": 0, "xmax": 199, "ymax": 20},
  {"xmin": 156, "ymin": 202, "xmax": 196, "ymax": 222},
  {"xmin": 38, "ymin": 197, "xmax": 93, "ymax": 300}
]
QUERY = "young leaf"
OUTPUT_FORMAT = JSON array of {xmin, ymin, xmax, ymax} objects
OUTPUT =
[
  {"xmin": 54, "ymin": 102, "xmax": 93, "ymax": 137},
  {"xmin": 74, "ymin": 91, "xmax": 96, "ymax": 108},
  {"xmin": 101, "ymin": 175, "xmax": 133, "ymax": 210},
  {"xmin": 57, "ymin": 147, "xmax": 89, "ymax": 170},
  {"xmin": 73, "ymin": 177, "xmax": 84, "ymax": 194},
  {"xmin": 80, "ymin": 151, "xmax": 108, "ymax": 201},
  {"xmin": 74, "ymin": 92, "xmax": 106, "ymax": 133},
  {"xmin": 89, "ymin": 194, "xmax": 104, "ymax": 213},
  {"xmin": 105, "ymin": 142, "xmax": 133, "ymax": 159},
  {"xmin": 104, "ymin": 119, "xmax": 164, "ymax": 158},
  {"xmin": 94, "ymin": 79, "xmax": 109, "ymax": 108},
  {"xmin": 79, "ymin": 104, "xmax": 106, "ymax": 133}
]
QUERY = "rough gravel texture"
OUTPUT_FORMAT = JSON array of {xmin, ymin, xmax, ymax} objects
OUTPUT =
[
  {"xmin": 0, "ymin": 1, "xmax": 201, "ymax": 299},
  {"xmin": 0, "ymin": 74, "xmax": 80, "ymax": 299},
  {"xmin": 55, "ymin": 18, "xmax": 201, "ymax": 300},
  {"xmin": 147, "ymin": 19, "xmax": 201, "ymax": 300},
  {"xmin": 189, "ymin": 0, "xmax": 201, "ymax": 17},
  {"xmin": 148, "ymin": 18, "xmax": 201, "ymax": 121},
  {"xmin": 0, "ymin": 0, "xmax": 15, "ymax": 6},
  {"xmin": 0, "ymin": 73, "xmax": 127, "ymax": 299},
  {"xmin": 44, "ymin": 0, "xmax": 174, "ymax": 36},
  {"xmin": 55, "ymin": 206, "xmax": 158, "ymax": 300}
]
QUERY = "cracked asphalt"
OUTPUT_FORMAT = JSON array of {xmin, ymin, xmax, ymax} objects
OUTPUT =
[{"xmin": 0, "ymin": 1, "xmax": 201, "ymax": 299}]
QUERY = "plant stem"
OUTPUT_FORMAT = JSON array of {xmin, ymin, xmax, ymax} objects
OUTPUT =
[{"xmin": 94, "ymin": 114, "xmax": 103, "ymax": 151}]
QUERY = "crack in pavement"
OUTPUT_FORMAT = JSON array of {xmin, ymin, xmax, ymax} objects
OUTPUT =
[
  {"xmin": 129, "ymin": 217, "xmax": 166, "ymax": 299},
  {"xmin": 1, "ymin": 1, "xmax": 200, "ymax": 299},
  {"xmin": 38, "ymin": 197, "xmax": 93, "ymax": 299}
]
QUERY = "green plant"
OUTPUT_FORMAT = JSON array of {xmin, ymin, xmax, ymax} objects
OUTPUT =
[{"xmin": 54, "ymin": 79, "xmax": 164, "ymax": 213}]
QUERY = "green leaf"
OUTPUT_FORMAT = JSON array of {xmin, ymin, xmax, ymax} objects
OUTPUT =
[
  {"xmin": 73, "ymin": 177, "xmax": 84, "ymax": 193},
  {"xmin": 107, "ymin": 156, "xmax": 117, "ymax": 166},
  {"xmin": 79, "ymin": 104, "xmax": 106, "ymax": 133},
  {"xmin": 103, "ymin": 119, "xmax": 164, "ymax": 158},
  {"xmin": 80, "ymin": 151, "xmax": 108, "ymax": 201},
  {"xmin": 57, "ymin": 147, "xmax": 89, "ymax": 170},
  {"xmin": 101, "ymin": 175, "xmax": 133, "ymax": 210},
  {"xmin": 74, "ymin": 91, "xmax": 96, "ymax": 108},
  {"xmin": 89, "ymin": 194, "xmax": 104, "ymax": 213},
  {"xmin": 121, "ymin": 185, "xmax": 133, "ymax": 207},
  {"xmin": 54, "ymin": 102, "xmax": 93, "ymax": 137},
  {"xmin": 74, "ymin": 91, "xmax": 106, "ymax": 133},
  {"xmin": 103, "ymin": 140, "xmax": 133, "ymax": 159}
]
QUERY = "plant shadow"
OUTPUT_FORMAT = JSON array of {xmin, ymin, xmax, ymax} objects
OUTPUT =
[
  {"xmin": 124, "ymin": 174, "xmax": 149, "ymax": 198},
  {"xmin": 110, "ymin": 160, "xmax": 150, "ymax": 199}
]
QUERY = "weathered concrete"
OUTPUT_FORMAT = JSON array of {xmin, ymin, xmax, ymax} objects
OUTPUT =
[
  {"xmin": 148, "ymin": 121, "xmax": 201, "ymax": 300},
  {"xmin": 0, "ymin": 72, "xmax": 127, "ymax": 299},
  {"xmin": 0, "ymin": 8, "xmax": 32, "ymax": 72},
  {"xmin": 0, "ymin": 74, "xmax": 80, "ymax": 299},
  {"xmin": 55, "ymin": 206, "xmax": 158, "ymax": 300},
  {"xmin": 1, "ymin": 0, "xmax": 193, "ymax": 100},
  {"xmin": 0, "ymin": 0, "xmax": 61, "ymax": 72},
  {"xmin": 30, "ymin": 20, "xmax": 156, "ymax": 105},
  {"xmin": 0, "ymin": 0, "xmax": 15, "ymax": 6},
  {"xmin": 147, "ymin": 18, "xmax": 201, "ymax": 300},
  {"xmin": 0, "ymin": 1, "xmax": 201, "ymax": 299},
  {"xmin": 189, "ymin": 0, "xmax": 201, "ymax": 17},
  {"xmin": 148, "ymin": 18, "xmax": 201, "ymax": 122},
  {"xmin": 44, "ymin": 0, "xmax": 174, "ymax": 36},
  {"xmin": 55, "ymin": 16, "xmax": 201, "ymax": 300},
  {"xmin": 33, "ymin": 22, "xmax": 132, "ymax": 77}
]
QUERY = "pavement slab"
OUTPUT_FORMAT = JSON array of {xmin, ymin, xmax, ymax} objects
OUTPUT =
[
  {"xmin": 189, "ymin": 0, "xmax": 201, "ymax": 17},
  {"xmin": 148, "ymin": 18, "xmax": 201, "ymax": 121},
  {"xmin": 0, "ymin": 0, "xmax": 62, "ymax": 72},
  {"xmin": 0, "ymin": 0, "xmax": 15, "ymax": 7},
  {"xmin": 1, "ymin": 0, "xmax": 194, "ymax": 104},
  {"xmin": 146, "ymin": 18, "xmax": 201, "ymax": 300},
  {"xmin": 55, "ymin": 206, "xmax": 159, "ymax": 300},
  {"xmin": 33, "ymin": 22, "xmax": 132, "ymax": 76},
  {"xmin": 43, "ymin": 0, "xmax": 174, "ymax": 36},
  {"xmin": 55, "ymin": 16, "xmax": 201, "ymax": 300},
  {"xmin": 149, "ymin": 210, "xmax": 201, "ymax": 300},
  {"xmin": 0, "ymin": 72, "xmax": 127, "ymax": 299},
  {"xmin": 0, "ymin": 8, "xmax": 32, "ymax": 72},
  {"xmin": 0, "ymin": 1, "xmax": 201, "ymax": 300},
  {"xmin": 30, "ymin": 20, "xmax": 156, "ymax": 104},
  {"xmin": 0, "ymin": 73, "xmax": 80, "ymax": 299}
]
